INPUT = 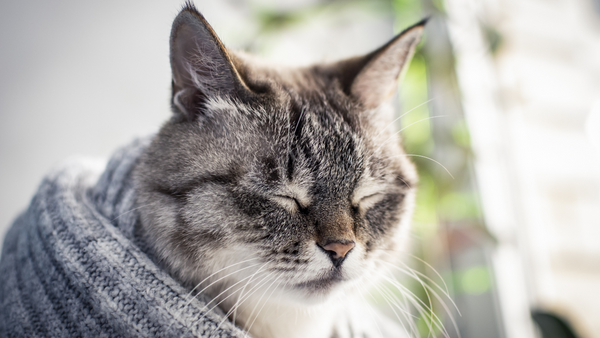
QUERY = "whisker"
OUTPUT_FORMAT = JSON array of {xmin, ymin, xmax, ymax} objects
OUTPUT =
[
  {"xmin": 230, "ymin": 269, "xmax": 276, "ymax": 328},
  {"xmin": 231, "ymin": 260, "xmax": 272, "ymax": 325},
  {"xmin": 199, "ymin": 262, "xmax": 270, "ymax": 313},
  {"xmin": 220, "ymin": 271, "xmax": 291, "ymax": 333},
  {"xmin": 384, "ymin": 154, "xmax": 454, "ymax": 179},
  {"xmin": 373, "ymin": 115, "xmax": 447, "ymax": 155},
  {"xmin": 186, "ymin": 258, "xmax": 261, "ymax": 298},
  {"xmin": 186, "ymin": 261, "xmax": 264, "ymax": 309},
  {"xmin": 355, "ymin": 282, "xmax": 384, "ymax": 338},
  {"xmin": 376, "ymin": 261, "xmax": 455, "ymax": 338},
  {"xmin": 166, "ymin": 258, "xmax": 263, "ymax": 333},
  {"xmin": 377, "ymin": 263, "xmax": 433, "ymax": 310},
  {"xmin": 377, "ymin": 255, "xmax": 460, "ymax": 315},
  {"xmin": 111, "ymin": 201, "xmax": 160, "ymax": 221},
  {"xmin": 243, "ymin": 271, "xmax": 286, "ymax": 337},
  {"xmin": 376, "ymin": 264, "xmax": 443, "ymax": 337},
  {"xmin": 375, "ymin": 98, "xmax": 437, "ymax": 139},
  {"xmin": 376, "ymin": 251, "xmax": 458, "ymax": 313},
  {"xmin": 225, "ymin": 272, "xmax": 284, "ymax": 338},
  {"xmin": 227, "ymin": 271, "xmax": 284, "ymax": 316},
  {"xmin": 205, "ymin": 268, "xmax": 274, "ymax": 319},
  {"xmin": 398, "ymin": 115, "xmax": 447, "ymax": 134},
  {"xmin": 406, "ymin": 253, "xmax": 453, "ymax": 302},
  {"xmin": 232, "ymin": 271, "xmax": 277, "ymax": 314},
  {"xmin": 383, "ymin": 283, "xmax": 421, "ymax": 338},
  {"xmin": 372, "ymin": 260, "xmax": 445, "ymax": 336},
  {"xmin": 387, "ymin": 277, "xmax": 448, "ymax": 338},
  {"xmin": 364, "ymin": 273, "xmax": 417, "ymax": 337},
  {"xmin": 399, "ymin": 263, "xmax": 459, "ymax": 319},
  {"xmin": 266, "ymin": 275, "xmax": 294, "ymax": 322}
]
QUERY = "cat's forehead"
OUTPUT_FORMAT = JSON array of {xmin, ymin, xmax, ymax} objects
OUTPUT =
[
  {"xmin": 201, "ymin": 68, "xmax": 410, "ymax": 196},
  {"xmin": 203, "ymin": 70, "xmax": 362, "ymax": 142},
  {"xmin": 235, "ymin": 57, "xmax": 361, "ymax": 122}
]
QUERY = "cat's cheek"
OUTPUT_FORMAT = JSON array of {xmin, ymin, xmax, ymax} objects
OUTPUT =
[
  {"xmin": 184, "ymin": 187, "xmax": 248, "ymax": 235},
  {"xmin": 381, "ymin": 189, "xmax": 416, "ymax": 254}
]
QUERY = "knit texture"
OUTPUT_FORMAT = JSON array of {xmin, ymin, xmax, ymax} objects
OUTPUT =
[{"xmin": 0, "ymin": 138, "xmax": 248, "ymax": 338}]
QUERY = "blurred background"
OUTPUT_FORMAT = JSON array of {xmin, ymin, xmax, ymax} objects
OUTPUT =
[{"xmin": 1, "ymin": 0, "xmax": 599, "ymax": 337}]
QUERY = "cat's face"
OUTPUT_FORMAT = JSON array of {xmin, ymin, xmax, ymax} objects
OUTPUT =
[{"xmin": 135, "ymin": 5, "xmax": 423, "ymax": 305}]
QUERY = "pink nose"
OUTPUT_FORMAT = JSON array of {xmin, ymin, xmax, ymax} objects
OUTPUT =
[{"xmin": 322, "ymin": 241, "xmax": 355, "ymax": 259}]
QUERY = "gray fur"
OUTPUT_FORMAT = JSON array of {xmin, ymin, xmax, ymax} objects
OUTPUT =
[{"xmin": 134, "ymin": 3, "xmax": 424, "ymax": 338}]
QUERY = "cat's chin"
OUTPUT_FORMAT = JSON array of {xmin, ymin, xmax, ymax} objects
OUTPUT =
[
  {"xmin": 281, "ymin": 288, "xmax": 342, "ymax": 306},
  {"xmin": 294, "ymin": 270, "xmax": 345, "ymax": 293},
  {"xmin": 279, "ymin": 274, "xmax": 358, "ymax": 306}
]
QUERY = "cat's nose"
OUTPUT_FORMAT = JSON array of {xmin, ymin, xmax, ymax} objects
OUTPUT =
[
  {"xmin": 318, "ymin": 240, "xmax": 355, "ymax": 267},
  {"xmin": 323, "ymin": 242, "xmax": 355, "ymax": 259}
]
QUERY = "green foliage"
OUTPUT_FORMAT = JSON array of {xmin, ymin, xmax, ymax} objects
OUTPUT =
[
  {"xmin": 451, "ymin": 119, "xmax": 471, "ymax": 148},
  {"xmin": 391, "ymin": 0, "xmax": 424, "ymax": 31},
  {"xmin": 440, "ymin": 191, "xmax": 480, "ymax": 220},
  {"xmin": 399, "ymin": 55, "xmax": 434, "ymax": 153},
  {"xmin": 250, "ymin": 0, "xmax": 394, "ymax": 34},
  {"xmin": 458, "ymin": 266, "xmax": 492, "ymax": 295}
]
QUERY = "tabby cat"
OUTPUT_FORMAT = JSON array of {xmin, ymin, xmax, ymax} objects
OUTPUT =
[{"xmin": 135, "ymin": 3, "xmax": 425, "ymax": 338}]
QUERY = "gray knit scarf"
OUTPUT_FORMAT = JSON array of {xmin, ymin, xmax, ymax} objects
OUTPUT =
[{"xmin": 0, "ymin": 138, "xmax": 247, "ymax": 338}]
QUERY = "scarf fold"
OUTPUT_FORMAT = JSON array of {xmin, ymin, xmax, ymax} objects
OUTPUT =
[{"xmin": 0, "ymin": 139, "xmax": 247, "ymax": 338}]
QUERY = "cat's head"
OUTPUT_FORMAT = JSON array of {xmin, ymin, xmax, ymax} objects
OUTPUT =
[{"xmin": 135, "ymin": 3, "xmax": 423, "ymax": 305}]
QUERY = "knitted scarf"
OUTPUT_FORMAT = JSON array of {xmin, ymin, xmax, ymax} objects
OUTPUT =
[{"xmin": 0, "ymin": 139, "xmax": 247, "ymax": 338}]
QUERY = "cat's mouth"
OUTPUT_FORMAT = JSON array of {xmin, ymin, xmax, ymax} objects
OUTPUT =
[{"xmin": 293, "ymin": 269, "xmax": 347, "ymax": 292}]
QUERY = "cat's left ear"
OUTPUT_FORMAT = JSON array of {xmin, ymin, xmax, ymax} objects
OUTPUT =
[{"xmin": 342, "ymin": 20, "xmax": 426, "ymax": 109}]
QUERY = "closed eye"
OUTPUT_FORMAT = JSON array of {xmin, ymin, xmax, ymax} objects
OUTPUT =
[
  {"xmin": 355, "ymin": 193, "xmax": 384, "ymax": 212},
  {"xmin": 273, "ymin": 195, "xmax": 302, "ymax": 211}
]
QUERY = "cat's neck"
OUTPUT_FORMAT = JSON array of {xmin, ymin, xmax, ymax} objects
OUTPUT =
[{"xmin": 220, "ymin": 294, "xmax": 342, "ymax": 338}]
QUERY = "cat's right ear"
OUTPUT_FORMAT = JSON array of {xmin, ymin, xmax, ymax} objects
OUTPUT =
[
  {"xmin": 333, "ymin": 20, "xmax": 426, "ymax": 110},
  {"xmin": 169, "ymin": 4, "xmax": 248, "ymax": 121}
]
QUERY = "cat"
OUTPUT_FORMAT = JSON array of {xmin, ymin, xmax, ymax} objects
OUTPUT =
[{"xmin": 134, "ymin": 3, "xmax": 425, "ymax": 338}]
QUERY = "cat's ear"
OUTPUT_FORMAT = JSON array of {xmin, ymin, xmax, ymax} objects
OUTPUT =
[
  {"xmin": 169, "ymin": 4, "xmax": 248, "ymax": 120},
  {"xmin": 342, "ymin": 20, "xmax": 426, "ymax": 109}
]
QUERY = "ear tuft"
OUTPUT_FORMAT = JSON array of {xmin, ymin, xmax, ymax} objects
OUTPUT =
[
  {"xmin": 349, "ymin": 20, "xmax": 426, "ymax": 109},
  {"xmin": 170, "ymin": 4, "xmax": 247, "ymax": 121},
  {"xmin": 181, "ymin": 0, "xmax": 198, "ymax": 13}
]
